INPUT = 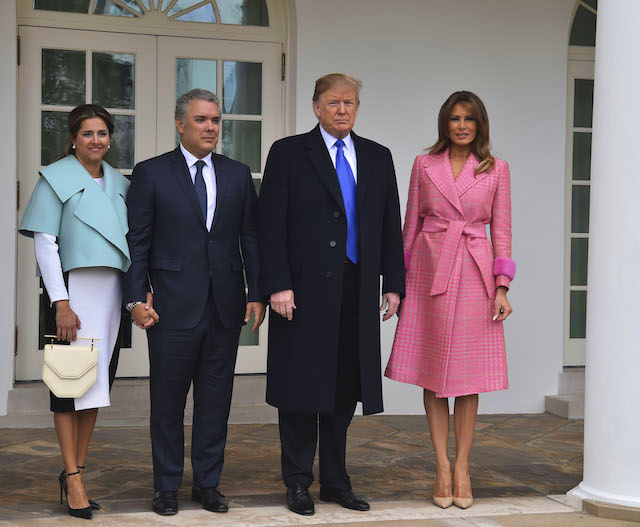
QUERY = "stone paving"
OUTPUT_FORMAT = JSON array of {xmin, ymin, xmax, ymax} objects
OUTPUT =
[{"xmin": 0, "ymin": 413, "xmax": 623, "ymax": 525}]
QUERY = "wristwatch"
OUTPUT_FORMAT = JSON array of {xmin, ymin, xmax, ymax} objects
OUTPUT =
[{"xmin": 126, "ymin": 301, "xmax": 144, "ymax": 312}]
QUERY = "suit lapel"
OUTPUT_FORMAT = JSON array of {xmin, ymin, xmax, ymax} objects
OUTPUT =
[
  {"xmin": 305, "ymin": 125, "xmax": 346, "ymax": 213},
  {"xmin": 425, "ymin": 149, "xmax": 464, "ymax": 216},
  {"xmin": 211, "ymin": 154, "xmax": 226, "ymax": 231},
  {"xmin": 168, "ymin": 148, "xmax": 206, "ymax": 227}
]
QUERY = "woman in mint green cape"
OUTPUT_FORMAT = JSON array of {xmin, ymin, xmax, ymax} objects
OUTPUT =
[{"xmin": 19, "ymin": 105, "xmax": 137, "ymax": 519}]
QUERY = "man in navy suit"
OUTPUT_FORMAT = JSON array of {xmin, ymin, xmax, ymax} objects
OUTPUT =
[{"xmin": 124, "ymin": 88, "xmax": 265, "ymax": 516}]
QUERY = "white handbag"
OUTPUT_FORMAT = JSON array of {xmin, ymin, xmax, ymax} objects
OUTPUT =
[{"xmin": 42, "ymin": 336, "xmax": 100, "ymax": 399}]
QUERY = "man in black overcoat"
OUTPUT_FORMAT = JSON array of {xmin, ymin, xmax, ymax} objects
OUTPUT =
[{"xmin": 258, "ymin": 73, "xmax": 405, "ymax": 515}]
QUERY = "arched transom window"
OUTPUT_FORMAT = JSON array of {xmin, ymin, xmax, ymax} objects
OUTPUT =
[
  {"xmin": 34, "ymin": 0, "xmax": 269, "ymax": 26},
  {"xmin": 569, "ymin": 0, "xmax": 597, "ymax": 47}
]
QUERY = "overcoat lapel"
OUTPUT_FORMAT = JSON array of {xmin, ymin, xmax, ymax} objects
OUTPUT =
[
  {"xmin": 168, "ymin": 148, "xmax": 206, "ymax": 228},
  {"xmin": 425, "ymin": 149, "xmax": 464, "ymax": 216},
  {"xmin": 456, "ymin": 154, "xmax": 491, "ymax": 197},
  {"xmin": 211, "ymin": 154, "xmax": 227, "ymax": 231},
  {"xmin": 305, "ymin": 126, "xmax": 346, "ymax": 214},
  {"xmin": 351, "ymin": 132, "xmax": 371, "ymax": 206}
]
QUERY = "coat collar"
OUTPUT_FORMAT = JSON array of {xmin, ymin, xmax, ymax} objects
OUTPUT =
[
  {"xmin": 40, "ymin": 155, "xmax": 130, "ymax": 261},
  {"xmin": 455, "ymin": 151, "xmax": 492, "ymax": 197},
  {"xmin": 305, "ymin": 125, "xmax": 346, "ymax": 213},
  {"xmin": 305, "ymin": 125, "xmax": 370, "ymax": 211},
  {"xmin": 425, "ymin": 149, "xmax": 464, "ymax": 216},
  {"xmin": 350, "ymin": 131, "xmax": 372, "ymax": 206}
]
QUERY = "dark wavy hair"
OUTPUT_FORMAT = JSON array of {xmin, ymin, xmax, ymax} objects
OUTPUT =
[
  {"xmin": 64, "ymin": 104, "xmax": 114, "ymax": 157},
  {"xmin": 429, "ymin": 91, "xmax": 494, "ymax": 176}
]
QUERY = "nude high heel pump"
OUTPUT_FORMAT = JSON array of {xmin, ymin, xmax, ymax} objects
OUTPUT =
[
  {"xmin": 433, "ymin": 495, "xmax": 454, "ymax": 508},
  {"xmin": 453, "ymin": 496, "xmax": 473, "ymax": 509},
  {"xmin": 432, "ymin": 474, "xmax": 453, "ymax": 509}
]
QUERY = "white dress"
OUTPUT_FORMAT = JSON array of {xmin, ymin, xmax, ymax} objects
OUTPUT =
[{"xmin": 34, "ymin": 177, "xmax": 123, "ymax": 411}]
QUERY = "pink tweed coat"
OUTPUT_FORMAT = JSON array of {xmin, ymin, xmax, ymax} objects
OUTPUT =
[{"xmin": 385, "ymin": 149, "xmax": 515, "ymax": 397}]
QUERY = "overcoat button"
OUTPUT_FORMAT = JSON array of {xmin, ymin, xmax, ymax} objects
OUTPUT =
[
  {"xmin": 325, "ymin": 271, "xmax": 332, "ymax": 278},
  {"xmin": 333, "ymin": 211, "xmax": 340, "ymax": 218},
  {"xmin": 329, "ymin": 240, "xmax": 336, "ymax": 247}
]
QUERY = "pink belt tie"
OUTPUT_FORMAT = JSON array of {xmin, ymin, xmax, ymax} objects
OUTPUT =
[{"xmin": 421, "ymin": 216, "xmax": 493, "ymax": 297}]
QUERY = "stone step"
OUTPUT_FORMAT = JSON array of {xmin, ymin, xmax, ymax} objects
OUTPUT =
[
  {"xmin": 558, "ymin": 368, "xmax": 585, "ymax": 395},
  {"xmin": 545, "ymin": 394, "xmax": 584, "ymax": 419},
  {"xmin": 0, "ymin": 375, "xmax": 277, "ymax": 428}
]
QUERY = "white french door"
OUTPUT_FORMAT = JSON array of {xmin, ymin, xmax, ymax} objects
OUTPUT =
[
  {"xmin": 564, "ymin": 59, "xmax": 594, "ymax": 366},
  {"xmin": 156, "ymin": 36, "xmax": 281, "ymax": 373},
  {"xmin": 16, "ymin": 26, "xmax": 280, "ymax": 380}
]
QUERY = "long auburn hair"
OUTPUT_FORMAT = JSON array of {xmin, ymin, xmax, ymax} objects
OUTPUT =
[{"xmin": 428, "ymin": 91, "xmax": 494, "ymax": 176}]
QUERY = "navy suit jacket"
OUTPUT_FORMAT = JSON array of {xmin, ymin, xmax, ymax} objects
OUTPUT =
[{"xmin": 124, "ymin": 147, "xmax": 260, "ymax": 330}]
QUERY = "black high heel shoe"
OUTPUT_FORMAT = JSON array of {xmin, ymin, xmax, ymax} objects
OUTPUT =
[
  {"xmin": 77, "ymin": 466, "xmax": 101, "ymax": 511},
  {"xmin": 59, "ymin": 468, "xmax": 101, "ymax": 511},
  {"xmin": 58, "ymin": 470, "xmax": 93, "ymax": 520}
]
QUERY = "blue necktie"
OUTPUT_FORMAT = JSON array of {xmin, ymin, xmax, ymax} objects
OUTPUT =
[
  {"xmin": 335, "ymin": 139, "xmax": 359, "ymax": 263},
  {"xmin": 194, "ymin": 160, "xmax": 207, "ymax": 222}
]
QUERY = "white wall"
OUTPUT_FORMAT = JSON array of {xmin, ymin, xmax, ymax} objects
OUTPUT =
[
  {"xmin": 0, "ymin": 0, "xmax": 17, "ymax": 415},
  {"xmin": 294, "ymin": 0, "xmax": 575, "ymax": 413}
]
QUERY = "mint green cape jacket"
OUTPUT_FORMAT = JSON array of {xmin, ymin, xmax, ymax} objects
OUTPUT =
[{"xmin": 19, "ymin": 155, "xmax": 131, "ymax": 273}]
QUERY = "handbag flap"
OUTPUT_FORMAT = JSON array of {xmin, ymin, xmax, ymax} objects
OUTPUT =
[{"xmin": 43, "ymin": 344, "xmax": 98, "ymax": 379}]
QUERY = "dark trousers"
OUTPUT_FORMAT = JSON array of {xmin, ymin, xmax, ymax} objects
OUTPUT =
[
  {"xmin": 147, "ymin": 286, "xmax": 241, "ymax": 492},
  {"xmin": 278, "ymin": 261, "xmax": 361, "ymax": 491}
]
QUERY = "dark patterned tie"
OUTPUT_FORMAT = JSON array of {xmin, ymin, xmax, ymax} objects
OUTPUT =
[
  {"xmin": 335, "ymin": 139, "xmax": 359, "ymax": 263},
  {"xmin": 194, "ymin": 160, "xmax": 207, "ymax": 222}
]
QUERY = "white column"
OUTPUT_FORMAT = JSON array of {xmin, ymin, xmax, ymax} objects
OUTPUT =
[
  {"xmin": 568, "ymin": 0, "xmax": 640, "ymax": 509},
  {"xmin": 0, "ymin": 0, "xmax": 17, "ymax": 416}
]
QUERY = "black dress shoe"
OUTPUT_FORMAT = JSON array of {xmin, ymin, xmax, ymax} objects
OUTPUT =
[
  {"xmin": 152, "ymin": 491, "xmax": 178, "ymax": 515},
  {"xmin": 320, "ymin": 486, "xmax": 370, "ymax": 511},
  {"xmin": 286, "ymin": 483, "xmax": 315, "ymax": 516},
  {"xmin": 192, "ymin": 486, "xmax": 229, "ymax": 513}
]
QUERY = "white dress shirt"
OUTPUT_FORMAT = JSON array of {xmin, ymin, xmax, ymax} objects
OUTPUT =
[
  {"xmin": 33, "ymin": 176, "xmax": 106, "ymax": 303},
  {"xmin": 180, "ymin": 143, "xmax": 217, "ymax": 231},
  {"xmin": 319, "ymin": 125, "xmax": 358, "ymax": 182}
]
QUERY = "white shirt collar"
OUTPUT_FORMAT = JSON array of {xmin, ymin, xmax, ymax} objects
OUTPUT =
[
  {"xmin": 319, "ymin": 125, "xmax": 354, "ymax": 153},
  {"xmin": 180, "ymin": 143, "xmax": 213, "ymax": 168}
]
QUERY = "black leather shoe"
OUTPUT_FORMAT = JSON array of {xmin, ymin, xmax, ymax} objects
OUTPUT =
[
  {"xmin": 192, "ymin": 486, "xmax": 229, "ymax": 513},
  {"xmin": 320, "ymin": 486, "xmax": 370, "ymax": 511},
  {"xmin": 152, "ymin": 491, "xmax": 178, "ymax": 515},
  {"xmin": 286, "ymin": 483, "xmax": 315, "ymax": 516}
]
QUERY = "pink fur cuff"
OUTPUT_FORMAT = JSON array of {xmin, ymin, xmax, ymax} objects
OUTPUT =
[{"xmin": 494, "ymin": 257, "xmax": 516, "ymax": 280}]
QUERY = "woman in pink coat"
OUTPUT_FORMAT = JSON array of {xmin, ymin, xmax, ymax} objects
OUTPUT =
[{"xmin": 385, "ymin": 91, "xmax": 514, "ymax": 509}]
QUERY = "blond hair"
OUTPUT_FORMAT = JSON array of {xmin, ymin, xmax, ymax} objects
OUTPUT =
[{"xmin": 312, "ymin": 73, "xmax": 363, "ymax": 106}]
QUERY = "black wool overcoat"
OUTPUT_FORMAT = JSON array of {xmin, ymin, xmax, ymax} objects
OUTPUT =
[{"xmin": 258, "ymin": 125, "xmax": 405, "ymax": 415}]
